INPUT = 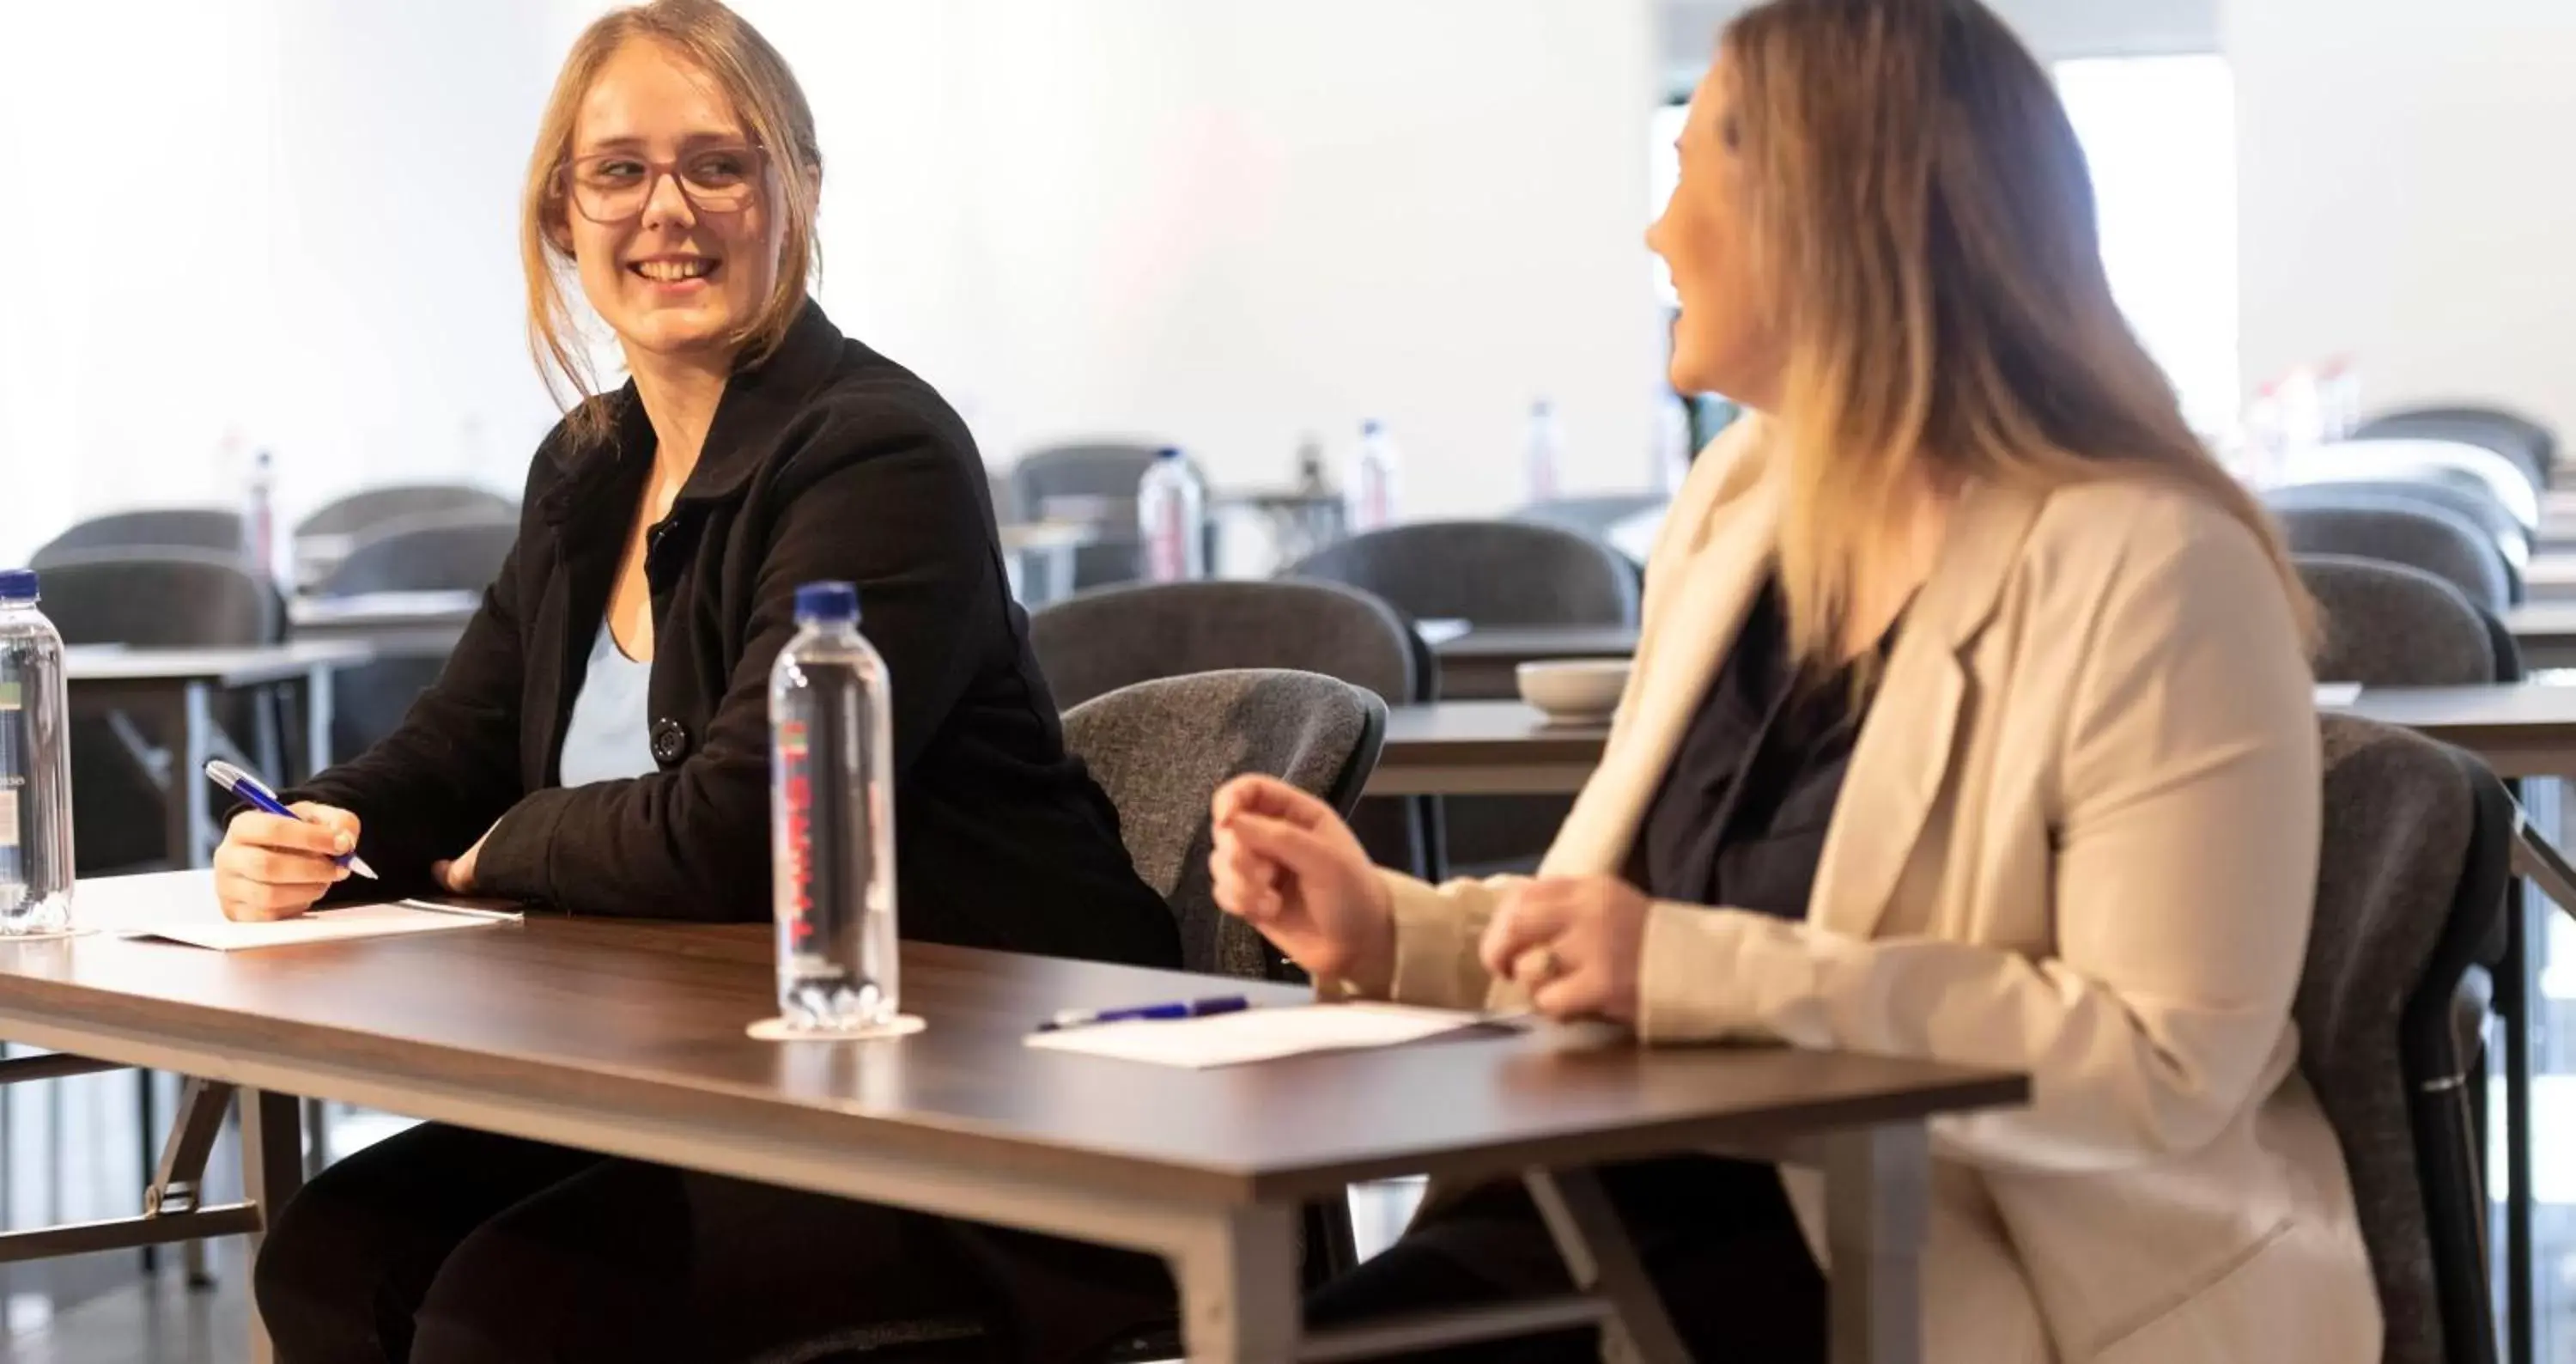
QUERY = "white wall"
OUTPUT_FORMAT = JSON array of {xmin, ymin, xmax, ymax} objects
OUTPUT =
[
  {"xmin": 2230, "ymin": 0, "xmax": 2576, "ymax": 439},
  {"xmin": 0, "ymin": 1, "xmax": 568, "ymax": 563},
  {"xmin": 756, "ymin": 0, "xmax": 1666, "ymax": 515},
  {"xmin": 0, "ymin": 0, "xmax": 1663, "ymax": 562}
]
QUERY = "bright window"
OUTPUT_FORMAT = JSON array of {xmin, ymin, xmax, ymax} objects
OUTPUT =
[{"xmin": 2055, "ymin": 54, "xmax": 2240, "ymax": 435}]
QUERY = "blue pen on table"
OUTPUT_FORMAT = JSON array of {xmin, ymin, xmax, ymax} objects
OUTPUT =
[
  {"xmin": 1039, "ymin": 996, "xmax": 1249, "ymax": 1032},
  {"xmin": 204, "ymin": 759, "xmax": 376, "ymax": 880}
]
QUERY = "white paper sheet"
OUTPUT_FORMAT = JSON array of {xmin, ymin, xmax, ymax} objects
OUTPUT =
[
  {"xmin": 127, "ymin": 903, "xmax": 517, "ymax": 952},
  {"xmin": 69, "ymin": 871, "xmax": 521, "ymax": 951},
  {"xmin": 2314, "ymin": 683, "xmax": 2364, "ymax": 708},
  {"xmin": 1024, "ymin": 1002, "xmax": 1485, "ymax": 1069}
]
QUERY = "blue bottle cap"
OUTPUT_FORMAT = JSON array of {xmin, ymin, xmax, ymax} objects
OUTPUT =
[
  {"xmin": 0, "ymin": 569, "xmax": 36, "ymax": 602},
  {"xmin": 793, "ymin": 581, "xmax": 860, "ymax": 624},
  {"xmin": 1157, "ymin": 446, "xmax": 1186, "ymax": 460}
]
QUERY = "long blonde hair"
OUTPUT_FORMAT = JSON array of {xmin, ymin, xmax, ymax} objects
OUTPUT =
[
  {"xmin": 519, "ymin": 0, "xmax": 823, "ymax": 448},
  {"xmin": 1720, "ymin": 0, "xmax": 2314, "ymax": 665}
]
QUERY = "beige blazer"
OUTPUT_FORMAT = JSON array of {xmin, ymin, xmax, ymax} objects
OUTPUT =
[{"xmin": 1370, "ymin": 420, "xmax": 2380, "ymax": 1363}]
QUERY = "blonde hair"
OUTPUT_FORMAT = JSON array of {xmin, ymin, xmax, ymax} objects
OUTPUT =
[
  {"xmin": 1718, "ymin": 0, "xmax": 2315, "ymax": 667},
  {"xmin": 519, "ymin": 0, "xmax": 823, "ymax": 448}
]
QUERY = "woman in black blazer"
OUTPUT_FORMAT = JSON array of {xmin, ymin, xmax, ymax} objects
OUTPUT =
[{"xmin": 221, "ymin": 3, "xmax": 1178, "ymax": 1360}]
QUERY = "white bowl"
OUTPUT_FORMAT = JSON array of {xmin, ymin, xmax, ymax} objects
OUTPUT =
[{"xmin": 1515, "ymin": 659, "xmax": 1630, "ymax": 722}]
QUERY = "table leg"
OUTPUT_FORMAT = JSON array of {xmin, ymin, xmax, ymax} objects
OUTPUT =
[
  {"xmin": 1824, "ymin": 1123, "xmax": 1929, "ymax": 1364},
  {"xmin": 1524, "ymin": 1167, "xmax": 1689, "ymax": 1363},
  {"xmin": 181, "ymin": 682, "xmax": 213, "ymax": 868},
  {"xmin": 302, "ymin": 664, "xmax": 335, "ymax": 778},
  {"xmin": 1171, "ymin": 1204, "xmax": 1301, "ymax": 1364},
  {"xmin": 240, "ymin": 1088, "xmax": 305, "ymax": 1364}
]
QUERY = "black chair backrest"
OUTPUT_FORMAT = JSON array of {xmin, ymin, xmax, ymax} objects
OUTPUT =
[
  {"xmin": 1030, "ymin": 579, "xmax": 1419, "ymax": 709},
  {"xmin": 317, "ymin": 509, "xmax": 518, "ymax": 597},
  {"xmin": 2303, "ymin": 715, "xmax": 2508, "ymax": 1364},
  {"xmin": 2356, "ymin": 405, "xmax": 2555, "ymax": 493},
  {"xmin": 34, "ymin": 508, "xmax": 246, "ymax": 566},
  {"xmin": 1285, "ymin": 520, "xmax": 1641, "ymax": 628},
  {"xmin": 2271, "ymin": 478, "xmax": 2530, "ymax": 570},
  {"xmin": 295, "ymin": 484, "xmax": 517, "ymax": 539},
  {"xmin": 2298, "ymin": 556, "xmax": 2499, "ymax": 688},
  {"xmin": 2270, "ymin": 496, "xmax": 2514, "ymax": 612},
  {"xmin": 1061, "ymin": 669, "xmax": 1386, "ymax": 978},
  {"xmin": 34, "ymin": 548, "xmax": 278, "ymax": 647}
]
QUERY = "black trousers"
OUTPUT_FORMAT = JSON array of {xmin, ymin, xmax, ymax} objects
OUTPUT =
[
  {"xmin": 252, "ymin": 1123, "xmax": 1171, "ymax": 1364},
  {"xmin": 1300, "ymin": 1154, "xmax": 1826, "ymax": 1363}
]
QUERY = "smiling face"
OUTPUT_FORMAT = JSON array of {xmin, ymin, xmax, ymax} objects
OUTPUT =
[
  {"xmin": 1645, "ymin": 57, "xmax": 1785, "ymax": 411},
  {"xmin": 555, "ymin": 38, "xmax": 786, "ymax": 366}
]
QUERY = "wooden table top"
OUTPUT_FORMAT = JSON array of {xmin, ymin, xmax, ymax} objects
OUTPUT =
[
  {"xmin": 64, "ymin": 640, "xmax": 376, "ymax": 686},
  {"xmin": 4, "ymin": 872, "xmax": 2023, "ymax": 1207}
]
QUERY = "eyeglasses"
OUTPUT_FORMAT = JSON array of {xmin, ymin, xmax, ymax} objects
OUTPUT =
[{"xmin": 559, "ymin": 144, "xmax": 768, "ymax": 224}]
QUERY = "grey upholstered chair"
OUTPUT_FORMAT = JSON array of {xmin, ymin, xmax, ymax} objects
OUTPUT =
[
  {"xmin": 1061, "ymin": 668, "xmax": 1385, "ymax": 979},
  {"xmin": 1285, "ymin": 520, "xmax": 1641, "ymax": 630},
  {"xmin": 38, "ymin": 550, "xmax": 281, "ymax": 874},
  {"xmin": 1287, "ymin": 520, "xmax": 1638, "ymax": 876},
  {"xmin": 2357, "ymin": 405, "xmax": 2555, "ymax": 495},
  {"xmin": 315, "ymin": 508, "xmax": 518, "ymax": 597},
  {"xmin": 1030, "ymin": 577, "xmax": 1437, "ymax": 880},
  {"xmin": 2300, "ymin": 556, "xmax": 2501, "ymax": 689},
  {"xmin": 2293, "ymin": 551, "xmax": 2524, "ymax": 1280},
  {"xmin": 2306, "ymin": 715, "xmax": 2511, "ymax": 1364},
  {"xmin": 2271, "ymin": 497, "xmax": 2515, "ymax": 612},
  {"xmin": 33, "ymin": 508, "xmax": 247, "ymax": 565},
  {"xmin": 1031, "ymin": 579, "xmax": 1419, "ymax": 709},
  {"xmin": 295, "ymin": 484, "xmax": 517, "ymax": 539}
]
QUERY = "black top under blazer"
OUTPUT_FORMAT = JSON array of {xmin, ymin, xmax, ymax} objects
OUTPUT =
[{"xmin": 288, "ymin": 300, "xmax": 1182, "ymax": 969}]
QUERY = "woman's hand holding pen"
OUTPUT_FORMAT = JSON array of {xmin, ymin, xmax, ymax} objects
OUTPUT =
[{"xmin": 213, "ymin": 804, "xmax": 363, "ymax": 923}]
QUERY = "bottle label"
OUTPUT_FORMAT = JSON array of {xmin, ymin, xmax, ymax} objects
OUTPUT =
[
  {"xmin": 0, "ymin": 680, "xmax": 19, "ymax": 713},
  {"xmin": 0, "ymin": 791, "xmax": 17, "ymax": 849},
  {"xmin": 1148, "ymin": 497, "xmax": 1189, "ymax": 582},
  {"xmin": 775, "ymin": 718, "xmax": 816, "ymax": 950}
]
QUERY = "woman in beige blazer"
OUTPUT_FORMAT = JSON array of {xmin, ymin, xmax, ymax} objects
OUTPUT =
[{"xmin": 1203, "ymin": 1, "xmax": 2381, "ymax": 1360}]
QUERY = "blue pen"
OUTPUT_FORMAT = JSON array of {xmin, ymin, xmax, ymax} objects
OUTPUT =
[
  {"xmin": 204, "ymin": 759, "xmax": 377, "ymax": 880},
  {"xmin": 1040, "ymin": 996, "xmax": 1249, "ymax": 1032}
]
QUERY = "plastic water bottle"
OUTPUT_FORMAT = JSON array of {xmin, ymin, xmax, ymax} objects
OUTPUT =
[
  {"xmin": 0, "ymin": 570, "xmax": 74, "ymax": 935},
  {"xmin": 242, "ymin": 448, "xmax": 277, "ymax": 581},
  {"xmin": 768, "ymin": 581, "xmax": 898, "ymax": 1030},
  {"xmin": 1524, "ymin": 399, "xmax": 1564, "ymax": 502},
  {"xmin": 1346, "ymin": 420, "xmax": 1402, "ymax": 533},
  {"xmin": 1138, "ymin": 447, "xmax": 1208, "ymax": 582}
]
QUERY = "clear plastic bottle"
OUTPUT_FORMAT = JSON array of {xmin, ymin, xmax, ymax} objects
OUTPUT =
[
  {"xmin": 0, "ymin": 569, "xmax": 75, "ymax": 935},
  {"xmin": 1524, "ymin": 399, "xmax": 1564, "ymax": 503},
  {"xmin": 1137, "ymin": 446, "xmax": 1209, "ymax": 582},
  {"xmin": 768, "ymin": 581, "xmax": 898, "ymax": 1030},
  {"xmin": 1346, "ymin": 420, "xmax": 1402, "ymax": 533}
]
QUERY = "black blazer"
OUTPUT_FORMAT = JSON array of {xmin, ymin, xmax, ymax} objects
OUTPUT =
[{"xmin": 289, "ymin": 301, "xmax": 1181, "ymax": 969}]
